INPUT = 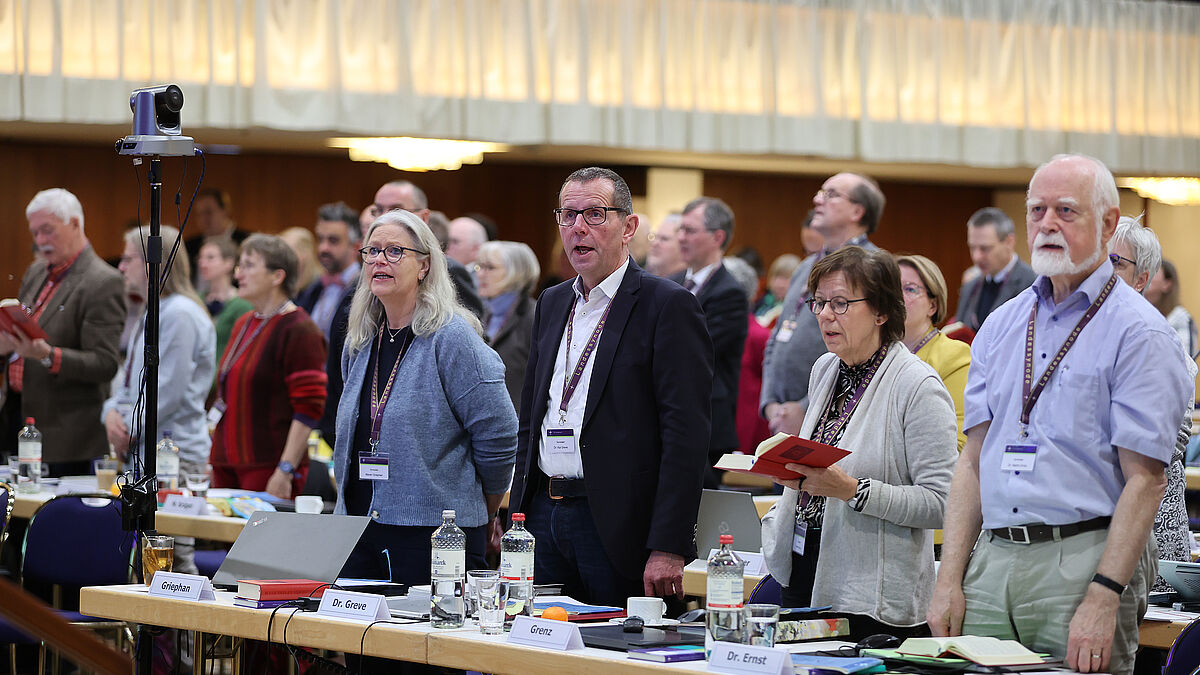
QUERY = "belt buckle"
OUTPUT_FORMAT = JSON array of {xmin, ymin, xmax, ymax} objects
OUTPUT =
[
  {"xmin": 1008, "ymin": 525, "xmax": 1030, "ymax": 544},
  {"xmin": 548, "ymin": 474, "xmax": 565, "ymax": 501}
]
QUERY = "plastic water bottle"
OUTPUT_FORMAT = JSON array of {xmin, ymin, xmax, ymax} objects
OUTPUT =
[
  {"xmin": 155, "ymin": 431, "xmax": 180, "ymax": 491},
  {"xmin": 500, "ymin": 512, "xmax": 536, "ymax": 621},
  {"xmin": 706, "ymin": 534, "xmax": 745, "ymax": 658},
  {"xmin": 16, "ymin": 417, "xmax": 42, "ymax": 494},
  {"xmin": 430, "ymin": 509, "xmax": 466, "ymax": 628}
]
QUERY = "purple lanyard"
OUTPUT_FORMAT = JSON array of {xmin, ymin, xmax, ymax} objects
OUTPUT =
[
  {"xmin": 369, "ymin": 326, "xmax": 414, "ymax": 448},
  {"xmin": 909, "ymin": 329, "xmax": 938, "ymax": 354},
  {"xmin": 1020, "ymin": 274, "xmax": 1117, "ymax": 427},
  {"xmin": 558, "ymin": 297, "xmax": 612, "ymax": 424},
  {"xmin": 815, "ymin": 345, "xmax": 888, "ymax": 445}
]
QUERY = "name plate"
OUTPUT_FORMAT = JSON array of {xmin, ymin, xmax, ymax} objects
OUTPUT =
[
  {"xmin": 707, "ymin": 643, "xmax": 791, "ymax": 675},
  {"xmin": 705, "ymin": 549, "xmax": 767, "ymax": 576},
  {"xmin": 162, "ymin": 494, "xmax": 208, "ymax": 516},
  {"xmin": 317, "ymin": 590, "xmax": 389, "ymax": 621},
  {"xmin": 506, "ymin": 615, "xmax": 583, "ymax": 650},
  {"xmin": 148, "ymin": 571, "xmax": 216, "ymax": 602}
]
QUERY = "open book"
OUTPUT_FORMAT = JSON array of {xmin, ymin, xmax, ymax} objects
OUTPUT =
[
  {"xmin": 712, "ymin": 432, "xmax": 850, "ymax": 480},
  {"xmin": 0, "ymin": 299, "xmax": 48, "ymax": 341},
  {"xmin": 897, "ymin": 635, "xmax": 1042, "ymax": 666}
]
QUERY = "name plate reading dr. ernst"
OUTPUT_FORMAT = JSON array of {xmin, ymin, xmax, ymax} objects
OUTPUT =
[
  {"xmin": 707, "ymin": 642, "xmax": 791, "ymax": 675},
  {"xmin": 148, "ymin": 571, "xmax": 216, "ymax": 602},
  {"xmin": 506, "ymin": 615, "xmax": 583, "ymax": 650}
]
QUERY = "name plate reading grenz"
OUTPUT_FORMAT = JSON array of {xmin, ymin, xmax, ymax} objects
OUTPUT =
[{"xmin": 506, "ymin": 615, "xmax": 583, "ymax": 650}]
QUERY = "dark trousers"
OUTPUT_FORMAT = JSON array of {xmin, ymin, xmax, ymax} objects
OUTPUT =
[{"xmin": 525, "ymin": 491, "xmax": 642, "ymax": 608}]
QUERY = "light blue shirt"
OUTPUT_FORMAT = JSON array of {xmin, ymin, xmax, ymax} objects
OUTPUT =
[
  {"xmin": 311, "ymin": 263, "xmax": 359, "ymax": 337},
  {"xmin": 485, "ymin": 291, "xmax": 518, "ymax": 341},
  {"xmin": 964, "ymin": 259, "xmax": 1192, "ymax": 529},
  {"xmin": 101, "ymin": 294, "xmax": 217, "ymax": 468}
]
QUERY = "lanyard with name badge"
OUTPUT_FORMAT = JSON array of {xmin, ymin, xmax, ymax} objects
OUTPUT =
[
  {"xmin": 1003, "ymin": 274, "xmax": 1117, "ymax": 473},
  {"xmin": 545, "ymin": 297, "xmax": 612, "ymax": 456},
  {"xmin": 360, "ymin": 326, "xmax": 413, "ymax": 481}
]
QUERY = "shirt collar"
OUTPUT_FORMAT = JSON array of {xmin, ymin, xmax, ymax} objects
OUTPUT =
[
  {"xmin": 48, "ymin": 245, "xmax": 87, "ymax": 281},
  {"xmin": 986, "ymin": 254, "xmax": 1019, "ymax": 284},
  {"xmin": 685, "ymin": 262, "xmax": 720, "ymax": 290},
  {"xmin": 819, "ymin": 233, "xmax": 870, "ymax": 260},
  {"xmin": 339, "ymin": 262, "xmax": 360, "ymax": 285},
  {"xmin": 573, "ymin": 257, "xmax": 630, "ymax": 303},
  {"xmin": 1032, "ymin": 257, "xmax": 1115, "ymax": 308}
]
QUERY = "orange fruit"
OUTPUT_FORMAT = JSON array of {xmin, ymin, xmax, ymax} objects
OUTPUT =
[{"xmin": 541, "ymin": 606, "xmax": 569, "ymax": 622}]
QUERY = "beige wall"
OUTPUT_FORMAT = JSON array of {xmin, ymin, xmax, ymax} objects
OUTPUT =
[{"xmin": 1147, "ymin": 202, "xmax": 1200, "ymax": 395}]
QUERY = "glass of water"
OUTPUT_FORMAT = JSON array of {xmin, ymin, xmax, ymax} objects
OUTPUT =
[
  {"xmin": 475, "ymin": 576, "xmax": 507, "ymax": 635},
  {"xmin": 185, "ymin": 471, "xmax": 210, "ymax": 499},
  {"xmin": 743, "ymin": 603, "xmax": 780, "ymax": 647},
  {"xmin": 465, "ymin": 569, "xmax": 498, "ymax": 618}
]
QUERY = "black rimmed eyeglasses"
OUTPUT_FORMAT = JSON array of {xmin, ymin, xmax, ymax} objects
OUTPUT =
[
  {"xmin": 808, "ymin": 297, "xmax": 869, "ymax": 315},
  {"xmin": 1109, "ymin": 253, "xmax": 1136, "ymax": 268},
  {"xmin": 553, "ymin": 206, "xmax": 627, "ymax": 227},
  {"xmin": 360, "ymin": 245, "xmax": 429, "ymax": 263}
]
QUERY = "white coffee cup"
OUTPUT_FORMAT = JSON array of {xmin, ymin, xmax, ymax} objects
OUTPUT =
[
  {"xmin": 626, "ymin": 596, "xmax": 666, "ymax": 623},
  {"xmin": 294, "ymin": 495, "xmax": 323, "ymax": 514}
]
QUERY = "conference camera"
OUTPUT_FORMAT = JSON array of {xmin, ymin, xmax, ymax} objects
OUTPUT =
[{"xmin": 116, "ymin": 84, "xmax": 196, "ymax": 157}]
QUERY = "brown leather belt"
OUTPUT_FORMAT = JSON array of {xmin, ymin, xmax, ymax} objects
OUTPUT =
[{"xmin": 989, "ymin": 516, "xmax": 1110, "ymax": 544}]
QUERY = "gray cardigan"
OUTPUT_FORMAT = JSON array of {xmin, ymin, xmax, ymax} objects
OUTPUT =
[
  {"xmin": 332, "ymin": 314, "xmax": 517, "ymax": 528},
  {"xmin": 762, "ymin": 344, "xmax": 957, "ymax": 626}
]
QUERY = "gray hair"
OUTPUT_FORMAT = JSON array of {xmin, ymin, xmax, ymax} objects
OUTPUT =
[
  {"xmin": 683, "ymin": 197, "xmax": 736, "ymax": 251},
  {"xmin": 317, "ymin": 201, "xmax": 363, "ymax": 243},
  {"xmin": 125, "ymin": 225, "xmax": 205, "ymax": 309},
  {"xmin": 240, "ymin": 234, "xmax": 300, "ymax": 298},
  {"xmin": 967, "ymin": 207, "xmax": 1015, "ymax": 239},
  {"xmin": 1030, "ymin": 154, "xmax": 1119, "ymax": 220},
  {"xmin": 346, "ymin": 210, "xmax": 481, "ymax": 355},
  {"xmin": 477, "ymin": 241, "xmax": 541, "ymax": 296},
  {"xmin": 846, "ymin": 174, "xmax": 885, "ymax": 234},
  {"xmin": 722, "ymin": 256, "xmax": 759, "ymax": 303},
  {"xmin": 26, "ymin": 188, "xmax": 85, "ymax": 232},
  {"xmin": 1109, "ymin": 215, "xmax": 1161, "ymax": 292},
  {"xmin": 384, "ymin": 180, "xmax": 428, "ymax": 210},
  {"xmin": 560, "ymin": 167, "xmax": 633, "ymax": 213}
]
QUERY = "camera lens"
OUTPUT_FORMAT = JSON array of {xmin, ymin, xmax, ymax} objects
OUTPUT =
[{"xmin": 162, "ymin": 85, "xmax": 184, "ymax": 113}]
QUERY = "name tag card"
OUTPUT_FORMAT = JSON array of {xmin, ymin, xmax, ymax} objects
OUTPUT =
[
  {"xmin": 1001, "ymin": 444, "xmax": 1038, "ymax": 472},
  {"xmin": 707, "ymin": 643, "xmax": 791, "ymax": 675},
  {"xmin": 317, "ymin": 590, "xmax": 389, "ymax": 621},
  {"xmin": 506, "ymin": 615, "xmax": 583, "ymax": 650},
  {"xmin": 162, "ymin": 494, "xmax": 208, "ymax": 516},
  {"xmin": 705, "ymin": 549, "xmax": 767, "ymax": 576},
  {"xmin": 148, "ymin": 571, "xmax": 216, "ymax": 602}
]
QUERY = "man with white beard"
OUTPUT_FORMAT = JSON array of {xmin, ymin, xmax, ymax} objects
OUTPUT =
[{"xmin": 927, "ymin": 155, "xmax": 1192, "ymax": 675}]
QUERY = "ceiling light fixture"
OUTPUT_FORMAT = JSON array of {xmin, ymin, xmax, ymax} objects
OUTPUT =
[
  {"xmin": 1116, "ymin": 177, "xmax": 1200, "ymax": 206},
  {"xmin": 326, "ymin": 136, "xmax": 507, "ymax": 171}
]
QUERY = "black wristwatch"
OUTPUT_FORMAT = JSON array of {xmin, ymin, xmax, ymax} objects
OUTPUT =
[{"xmin": 278, "ymin": 460, "xmax": 297, "ymax": 477}]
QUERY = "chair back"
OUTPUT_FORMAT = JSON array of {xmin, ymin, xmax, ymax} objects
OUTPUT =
[
  {"xmin": 0, "ymin": 482, "xmax": 11, "ymax": 546},
  {"xmin": 1165, "ymin": 616, "xmax": 1200, "ymax": 675},
  {"xmin": 22, "ymin": 495, "xmax": 133, "ymax": 588},
  {"xmin": 747, "ymin": 574, "xmax": 782, "ymax": 605}
]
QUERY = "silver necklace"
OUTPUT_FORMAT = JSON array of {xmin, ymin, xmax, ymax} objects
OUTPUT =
[{"xmin": 385, "ymin": 325, "xmax": 403, "ymax": 343}]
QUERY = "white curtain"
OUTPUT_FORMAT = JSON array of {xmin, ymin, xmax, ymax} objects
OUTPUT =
[{"xmin": 1, "ymin": 0, "xmax": 1197, "ymax": 173}]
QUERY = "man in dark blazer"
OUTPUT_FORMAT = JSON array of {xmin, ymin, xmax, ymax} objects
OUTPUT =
[
  {"xmin": 294, "ymin": 201, "xmax": 362, "ymax": 339},
  {"xmin": 511, "ymin": 167, "xmax": 714, "ymax": 607},
  {"xmin": 1, "ymin": 188, "xmax": 125, "ymax": 476},
  {"xmin": 955, "ymin": 207, "xmax": 1037, "ymax": 333},
  {"xmin": 671, "ymin": 197, "xmax": 748, "ymax": 485}
]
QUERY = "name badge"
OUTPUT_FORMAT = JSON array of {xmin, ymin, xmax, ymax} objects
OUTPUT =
[
  {"xmin": 1001, "ymin": 444, "xmax": 1038, "ymax": 472},
  {"xmin": 359, "ymin": 453, "xmax": 389, "ymax": 480},
  {"xmin": 775, "ymin": 325, "xmax": 794, "ymax": 344},
  {"xmin": 707, "ymin": 642, "xmax": 791, "ymax": 674},
  {"xmin": 149, "ymin": 571, "xmax": 216, "ymax": 602},
  {"xmin": 162, "ymin": 494, "xmax": 208, "ymax": 516},
  {"xmin": 317, "ymin": 590, "xmax": 390, "ymax": 621},
  {"xmin": 206, "ymin": 401, "xmax": 225, "ymax": 429},
  {"xmin": 507, "ymin": 615, "xmax": 584, "ymax": 650},
  {"xmin": 792, "ymin": 521, "xmax": 808, "ymax": 555},
  {"xmin": 545, "ymin": 428, "xmax": 577, "ymax": 456}
]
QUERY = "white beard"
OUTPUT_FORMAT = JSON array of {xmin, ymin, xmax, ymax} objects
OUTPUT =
[{"xmin": 1030, "ymin": 227, "xmax": 1103, "ymax": 277}]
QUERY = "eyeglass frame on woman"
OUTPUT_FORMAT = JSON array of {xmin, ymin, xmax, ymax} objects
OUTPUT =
[
  {"xmin": 901, "ymin": 283, "xmax": 932, "ymax": 298},
  {"xmin": 360, "ymin": 245, "xmax": 429, "ymax": 263},
  {"xmin": 1108, "ymin": 252, "xmax": 1136, "ymax": 269},
  {"xmin": 552, "ymin": 206, "xmax": 628, "ymax": 227},
  {"xmin": 808, "ymin": 297, "xmax": 870, "ymax": 315}
]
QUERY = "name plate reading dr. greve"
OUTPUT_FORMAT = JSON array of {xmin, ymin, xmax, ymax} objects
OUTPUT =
[
  {"xmin": 317, "ymin": 589, "xmax": 390, "ymax": 621},
  {"xmin": 707, "ymin": 642, "xmax": 791, "ymax": 675},
  {"xmin": 506, "ymin": 615, "xmax": 583, "ymax": 650}
]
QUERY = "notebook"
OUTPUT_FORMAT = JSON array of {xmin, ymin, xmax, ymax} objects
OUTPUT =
[
  {"xmin": 695, "ymin": 488, "xmax": 763, "ymax": 556},
  {"xmin": 211, "ymin": 511, "xmax": 371, "ymax": 589}
]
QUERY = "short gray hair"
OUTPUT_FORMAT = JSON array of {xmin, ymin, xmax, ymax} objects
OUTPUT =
[
  {"xmin": 1030, "ymin": 154, "xmax": 1119, "ymax": 220},
  {"xmin": 384, "ymin": 180, "xmax": 428, "ymax": 210},
  {"xmin": 27, "ymin": 188, "xmax": 85, "ymax": 232},
  {"xmin": 477, "ymin": 241, "xmax": 541, "ymax": 296},
  {"xmin": 847, "ymin": 174, "xmax": 885, "ymax": 234},
  {"xmin": 967, "ymin": 207, "xmax": 1015, "ymax": 239},
  {"xmin": 683, "ymin": 197, "xmax": 735, "ymax": 251},
  {"xmin": 1109, "ymin": 215, "xmax": 1161, "ymax": 292},
  {"xmin": 560, "ymin": 167, "xmax": 633, "ymax": 213},
  {"xmin": 722, "ymin": 256, "xmax": 759, "ymax": 302},
  {"xmin": 346, "ymin": 210, "xmax": 481, "ymax": 354}
]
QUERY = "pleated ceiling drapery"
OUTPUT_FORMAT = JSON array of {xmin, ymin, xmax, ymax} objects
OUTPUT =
[{"xmin": 2, "ymin": 0, "xmax": 1197, "ymax": 173}]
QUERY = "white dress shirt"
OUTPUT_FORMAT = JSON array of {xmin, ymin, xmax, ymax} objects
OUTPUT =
[
  {"xmin": 537, "ymin": 259, "xmax": 630, "ymax": 478},
  {"xmin": 683, "ymin": 262, "xmax": 719, "ymax": 295}
]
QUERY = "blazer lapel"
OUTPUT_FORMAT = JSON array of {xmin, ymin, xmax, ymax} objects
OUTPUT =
[
  {"xmin": 581, "ymin": 264, "xmax": 641, "ymax": 430},
  {"xmin": 532, "ymin": 285, "xmax": 574, "ymax": 424}
]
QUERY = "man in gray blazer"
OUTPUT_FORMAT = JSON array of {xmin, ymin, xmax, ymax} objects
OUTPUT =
[
  {"xmin": 0, "ymin": 188, "xmax": 125, "ymax": 476},
  {"xmin": 955, "ymin": 207, "xmax": 1037, "ymax": 332}
]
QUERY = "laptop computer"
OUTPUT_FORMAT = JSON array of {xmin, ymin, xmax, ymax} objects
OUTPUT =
[
  {"xmin": 211, "ymin": 511, "xmax": 371, "ymax": 589},
  {"xmin": 695, "ymin": 489, "xmax": 763, "ymax": 557},
  {"xmin": 1158, "ymin": 560, "xmax": 1200, "ymax": 601}
]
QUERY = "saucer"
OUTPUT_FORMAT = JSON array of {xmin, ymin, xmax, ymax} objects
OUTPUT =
[{"xmin": 609, "ymin": 617, "xmax": 680, "ymax": 627}]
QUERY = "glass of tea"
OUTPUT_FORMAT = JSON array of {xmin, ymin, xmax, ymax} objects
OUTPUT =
[{"xmin": 142, "ymin": 535, "xmax": 174, "ymax": 586}]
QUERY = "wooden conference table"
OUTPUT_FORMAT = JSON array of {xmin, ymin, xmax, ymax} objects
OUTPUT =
[{"xmin": 10, "ymin": 491, "xmax": 247, "ymax": 543}]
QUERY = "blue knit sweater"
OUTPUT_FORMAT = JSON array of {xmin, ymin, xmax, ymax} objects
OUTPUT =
[{"xmin": 332, "ymin": 314, "xmax": 517, "ymax": 528}]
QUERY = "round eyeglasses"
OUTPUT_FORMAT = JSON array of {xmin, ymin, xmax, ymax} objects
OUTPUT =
[{"xmin": 360, "ymin": 245, "xmax": 429, "ymax": 263}]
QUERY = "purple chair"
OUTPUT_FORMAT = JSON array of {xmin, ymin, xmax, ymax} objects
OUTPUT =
[{"xmin": 1164, "ymin": 616, "xmax": 1200, "ymax": 675}]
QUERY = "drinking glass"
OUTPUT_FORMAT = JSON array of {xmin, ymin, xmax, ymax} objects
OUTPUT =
[
  {"xmin": 742, "ymin": 603, "xmax": 780, "ymax": 647},
  {"xmin": 465, "ymin": 569, "xmax": 499, "ymax": 618},
  {"xmin": 475, "ymin": 576, "xmax": 507, "ymax": 635},
  {"xmin": 184, "ymin": 471, "xmax": 210, "ymax": 499},
  {"xmin": 142, "ymin": 535, "xmax": 174, "ymax": 586},
  {"xmin": 94, "ymin": 458, "xmax": 119, "ymax": 493}
]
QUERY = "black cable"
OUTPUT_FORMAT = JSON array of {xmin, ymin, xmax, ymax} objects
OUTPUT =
[
  {"xmin": 160, "ymin": 148, "xmax": 205, "ymax": 289},
  {"xmin": 358, "ymin": 618, "xmax": 422, "ymax": 665}
]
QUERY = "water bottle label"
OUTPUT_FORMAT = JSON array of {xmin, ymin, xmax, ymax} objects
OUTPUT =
[
  {"xmin": 706, "ymin": 576, "xmax": 743, "ymax": 609},
  {"xmin": 431, "ymin": 550, "xmax": 465, "ymax": 578},
  {"xmin": 499, "ymin": 551, "xmax": 533, "ymax": 580},
  {"xmin": 17, "ymin": 440, "xmax": 40, "ymax": 462}
]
